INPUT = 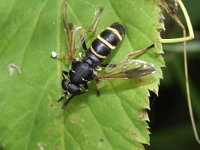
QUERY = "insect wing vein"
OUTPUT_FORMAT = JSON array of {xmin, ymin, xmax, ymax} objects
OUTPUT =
[{"xmin": 97, "ymin": 59, "xmax": 156, "ymax": 80}]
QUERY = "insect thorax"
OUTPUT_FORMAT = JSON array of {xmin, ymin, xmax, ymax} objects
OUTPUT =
[{"xmin": 69, "ymin": 61, "xmax": 94, "ymax": 85}]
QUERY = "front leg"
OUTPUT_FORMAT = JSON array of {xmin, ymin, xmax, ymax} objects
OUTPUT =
[
  {"xmin": 62, "ymin": 91, "xmax": 86, "ymax": 109},
  {"xmin": 62, "ymin": 70, "xmax": 68, "ymax": 79},
  {"xmin": 62, "ymin": 95, "xmax": 74, "ymax": 109},
  {"xmin": 57, "ymin": 91, "xmax": 68, "ymax": 103}
]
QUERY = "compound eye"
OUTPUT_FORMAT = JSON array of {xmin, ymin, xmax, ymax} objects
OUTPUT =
[{"xmin": 61, "ymin": 79, "xmax": 70, "ymax": 90}]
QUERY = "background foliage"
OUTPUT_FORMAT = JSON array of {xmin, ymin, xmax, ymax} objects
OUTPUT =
[{"xmin": 147, "ymin": 0, "xmax": 200, "ymax": 149}]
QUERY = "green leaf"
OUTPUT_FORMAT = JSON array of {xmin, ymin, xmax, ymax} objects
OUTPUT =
[{"xmin": 0, "ymin": 0, "xmax": 164, "ymax": 149}]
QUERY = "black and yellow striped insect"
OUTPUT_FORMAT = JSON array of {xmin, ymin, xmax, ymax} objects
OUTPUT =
[{"xmin": 54, "ymin": 4, "xmax": 156, "ymax": 109}]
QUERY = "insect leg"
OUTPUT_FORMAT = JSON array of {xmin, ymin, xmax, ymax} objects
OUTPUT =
[
  {"xmin": 62, "ymin": 70, "xmax": 68, "ymax": 76},
  {"xmin": 62, "ymin": 3, "xmax": 76, "ymax": 60},
  {"xmin": 85, "ymin": 7, "xmax": 104, "ymax": 33},
  {"xmin": 62, "ymin": 95, "xmax": 74, "ymax": 109},
  {"xmin": 79, "ymin": 7, "xmax": 104, "ymax": 52},
  {"xmin": 61, "ymin": 70, "xmax": 68, "ymax": 79},
  {"xmin": 62, "ymin": 90, "xmax": 86, "ymax": 109},
  {"xmin": 102, "ymin": 44, "xmax": 155, "ymax": 67},
  {"xmin": 57, "ymin": 92, "xmax": 68, "ymax": 103},
  {"xmin": 126, "ymin": 44, "xmax": 155, "ymax": 60}
]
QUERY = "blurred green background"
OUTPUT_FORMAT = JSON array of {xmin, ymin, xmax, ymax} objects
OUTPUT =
[{"xmin": 147, "ymin": 0, "xmax": 200, "ymax": 149}]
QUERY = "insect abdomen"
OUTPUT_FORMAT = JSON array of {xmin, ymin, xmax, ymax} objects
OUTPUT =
[{"xmin": 84, "ymin": 22, "xmax": 125, "ymax": 66}]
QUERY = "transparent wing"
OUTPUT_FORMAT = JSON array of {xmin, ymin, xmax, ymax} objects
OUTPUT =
[
  {"xmin": 97, "ymin": 59, "xmax": 156, "ymax": 80},
  {"xmin": 63, "ymin": 22, "xmax": 84, "ymax": 57},
  {"xmin": 74, "ymin": 27, "xmax": 85, "ymax": 49},
  {"xmin": 62, "ymin": 4, "xmax": 104, "ymax": 60},
  {"xmin": 62, "ymin": 3, "xmax": 85, "ymax": 59}
]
